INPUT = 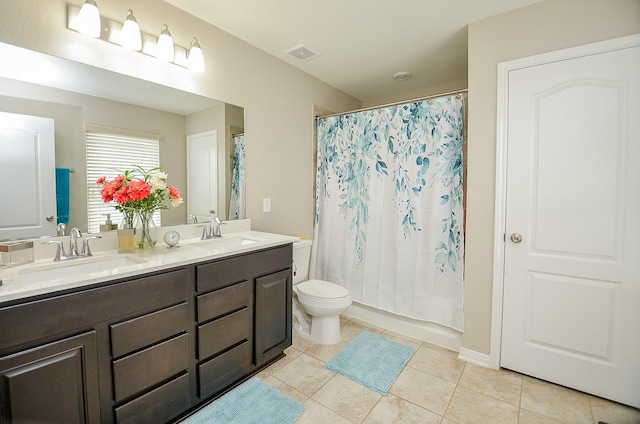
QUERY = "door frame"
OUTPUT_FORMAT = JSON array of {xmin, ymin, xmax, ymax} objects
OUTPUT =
[{"xmin": 489, "ymin": 34, "xmax": 640, "ymax": 369}]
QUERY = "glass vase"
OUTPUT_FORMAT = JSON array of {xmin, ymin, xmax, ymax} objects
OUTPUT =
[{"xmin": 136, "ymin": 211, "xmax": 157, "ymax": 249}]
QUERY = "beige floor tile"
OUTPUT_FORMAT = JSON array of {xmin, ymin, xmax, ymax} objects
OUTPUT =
[
  {"xmin": 296, "ymin": 398, "xmax": 353, "ymax": 424},
  {"xmin": 272, "ymin": 353, "xmax": 335, "ymax": 397},
  {"xmin": 441, "ymin": 419, "xmax": 457, "ymax": 424},
  {"xmin": 521, "ymin": 376, "xmax": 593, "ymax": 423},
  {"xmin": 362, "ymin": 393, "xmax": 442, "ymax": 424},
  {"xmin": 305, "ymin": 339, "xmax": 348, "ymax": 364},
  {"xmin": 340, "ymin": 315, "xmax": 352, "ymax": 326},
  {"xmin": 458, "ymin": 363, "xmax": 522, "ymax": 406},
  {"xmin": 292, "ymin": 329, "xmax": 316, "ymax": 351},
  {"xmin": 519, "ymin": 407, "xmax": 564, "ymax": 424},
  {"xmin": 445, "ymin": 386, "xmax": 519, "ymax": 424},
  {"xmin": 589, "ymin": 395, "xmax": 640, "ymax": 424},
  {"xmin": 261, "ymin": 375, "xmax": 308, "ymax": 404},
  {"xmin": 389, "ymin": 365, "xmax": 456, "ymax": 415},
  {"xmin": 257, "ymin": 347, "xmax": 302, "ymax": 378},
  {"xmin": 407, "ymin": 345, "xmax": 466, "ymax": 383},
  {"xmin": 379, "ymin": 329, "xmax": 423, "ymax": 350},
  {"xmin": 348, "ymin": 318, "xmax": 385, "ymax": 333},
  {"xmin": 312, "ymin": 374, "xmax": 381, "ymax": 423},
  {"xmin": 340, "ymin": 321, "xmax": 383, "ymax": 342}
]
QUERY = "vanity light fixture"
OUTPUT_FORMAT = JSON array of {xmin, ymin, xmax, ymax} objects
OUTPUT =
[
  {"xmin": 76, "ymin": 0, "xmax": 101, "ymax": 38},
  {"xmin": 67, "ymin": 3, "xmax": 204, "ymax": 72},
  {"xmin": 120, "ymin": 9, "xmax": 142, "ymax": 51},
  {"xmin": 187, "ymin": 38, "xmax": 205, "ymax": 73},
  {"xmin": 156, "ymin": 24, "xmax": 174, "ymax": 62}
]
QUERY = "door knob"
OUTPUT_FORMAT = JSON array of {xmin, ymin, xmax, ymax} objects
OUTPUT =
[
  {"xmin": 46, "ymin": 215, "xmax": 54, "ymax": 222},
  {"xmin": 510, "ymin": 233, "xmax": 523, "ymax": 243}
]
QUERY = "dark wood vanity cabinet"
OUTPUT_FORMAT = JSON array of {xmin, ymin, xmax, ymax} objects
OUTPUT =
[
  {"xmin": 0, "ymin": 331, "xmax": 100, "ymax": 424},
  {"xmin": 194, "ymin": 243, "xmax": 293, "ymax": 396},
  {"xmin": 0, "ymin": 243, "xmax": 293, "ymax": 424}
]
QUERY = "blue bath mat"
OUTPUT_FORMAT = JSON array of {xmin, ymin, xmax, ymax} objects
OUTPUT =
[
  {"xmin": 327, "ymin": 331, "xmax": 415, "ymax": 394},
  {"xmin": 180, "ymin": 377, "xmax": 305, "ymax": 424}
]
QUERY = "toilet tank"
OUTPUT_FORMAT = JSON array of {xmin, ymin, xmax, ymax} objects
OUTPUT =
[{"xmin": 292, "ymin": 239, "xmax": 313, "ymax": 284}]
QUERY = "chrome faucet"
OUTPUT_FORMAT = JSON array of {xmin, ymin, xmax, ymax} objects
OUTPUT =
[
  {"xmin": 43, "ymin": 227, "xmax": 101, "ymax": 261},
  {"xmin": 69, "ymin": 227, "xmax": 82, "ymax": 257},
  {"xmin": 188, "ymin": 213, "xmax": 198, "ymax": 224},
  {"xmin": 198, "ymin": 210, "xmax": 224, "ymax": 239}
]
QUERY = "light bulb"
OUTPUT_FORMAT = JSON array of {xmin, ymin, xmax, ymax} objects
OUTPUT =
[
  {"xmin": 156, "ymin": 24, "xmax": 174, "ymax": 62},
  {"xmin": 188, "ymin": 38, "xmax": 205, "ymax": 72},
  {"xmin": 120, "ymin": 9, "xmax": 142, "ymax": 51},
  {"xmin": 77, "ymin": 0, "xmax": 101, "ymax": 38}
]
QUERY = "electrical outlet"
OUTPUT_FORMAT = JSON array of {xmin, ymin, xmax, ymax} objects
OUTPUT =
[{"xmin": 263, "ymin": 198, "xmax": 271, "ymax": 212}]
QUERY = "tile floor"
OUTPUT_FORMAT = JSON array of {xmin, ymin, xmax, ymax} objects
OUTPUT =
[{"xmin": 256, "ymin": 316, "xmax": 640, "ymax": 424}]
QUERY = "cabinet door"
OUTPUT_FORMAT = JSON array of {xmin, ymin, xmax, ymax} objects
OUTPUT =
[
  {"xmin": 0, "ymin": 331, "xmax": 100, "ymax": 424},
  {"xmin": 254, "ymin": 269, "xmax": 292, "ymax": 367}
]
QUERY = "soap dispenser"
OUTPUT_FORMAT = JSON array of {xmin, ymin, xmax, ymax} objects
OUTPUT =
[{"xmin": 100, "ymin": 214, "xmax": 118, "ymax": 232}]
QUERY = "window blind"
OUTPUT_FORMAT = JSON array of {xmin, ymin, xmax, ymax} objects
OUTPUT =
[{"xmin": 86, "ymin": 126, "xmax": 161, "ymax": 234}]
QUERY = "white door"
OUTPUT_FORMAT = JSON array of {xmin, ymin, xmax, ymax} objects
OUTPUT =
[
  {"xmin": 500, "ymin": 38, "xmax": 640, "ymax": 407},
  {"xmin": 187, "ymin": 130, "xmax": 217, "ymax": 223},
  {"xmin": 0, "ymin": 112, "xmax": 57, "ymax": 239}
]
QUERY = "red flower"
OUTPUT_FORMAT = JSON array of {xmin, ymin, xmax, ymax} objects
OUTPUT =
[
  {"xmin": 128, "ymin": 180, "xmax": 152, "ymax": 201},
  {"xmin": 168, "ymin": 185, "xmax": 181, "ymax": 200}
]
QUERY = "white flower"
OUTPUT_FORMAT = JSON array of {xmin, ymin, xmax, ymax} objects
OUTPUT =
[
  {"xmin": 171, "ymin": 196, "xmax": 183, "ymax": 207},
  {"xmin": 149, "ymin": 172, "xmax": 168, "ymax": 191}
]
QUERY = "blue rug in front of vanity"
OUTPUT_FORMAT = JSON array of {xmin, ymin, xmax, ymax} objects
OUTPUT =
[
  {"xmin": 180, "ymin": 377, "xmax": 305, "ymax": 424},
  {"xmin": 327, "ymin": 331, "xmax": 415, "ymax": 394}
]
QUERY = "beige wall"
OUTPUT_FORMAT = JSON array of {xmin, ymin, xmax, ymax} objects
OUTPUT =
[
  {"xmin": 0, "ymin": 0, "xmax": 361, "ymax": 240},
  {"xmin": 464, "ymin": 0, "xmax": 640, "ymax": 354}
]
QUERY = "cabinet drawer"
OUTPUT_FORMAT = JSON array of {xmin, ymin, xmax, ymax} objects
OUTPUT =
[
  {"xmin": 111, "ymin": 303, "xmax": 188, "ymax": 358},
  {"xmin": 198, "ymin": 340, "xmax": 251, "ymax": 398},
  {"xmin": 0, "ymin": 268, "xmax": 188, "ymax": 351},
  {"xmin": 115, "ymin": 373, "xmax": 190, "ymax": 424},
  {"xmin": 196, "ymin": 245, "xmax": 292, "ymax": 293},
  {"xmin": 198, "ymin": 308, "xmax": 251, "ymax": 360},
  {"xmin": 113, "ymin": 333, "xmax": 189, "ymax": 402},
  {"xmin": 197, "ymin": 280, "xmax": 251, "ymax": 323}
]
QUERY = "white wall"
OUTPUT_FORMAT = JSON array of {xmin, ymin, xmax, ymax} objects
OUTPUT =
[
  {"xmin": 0, "ymin": 0, "xmax": 361, "ymax": 240},
  {"xmin": 464, "ymin": 0, "xmax": 640, "ymax": 355}
]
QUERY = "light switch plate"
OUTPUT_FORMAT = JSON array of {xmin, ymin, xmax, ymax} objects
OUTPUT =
[{"xmin": 263, "ymin": 198, "xmax": 271, "ymax": 212}]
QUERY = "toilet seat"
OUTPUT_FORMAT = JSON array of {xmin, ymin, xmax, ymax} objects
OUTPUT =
[{"xmin": 295, "ymin": 279, "xmax": 350, "ymax": 300}]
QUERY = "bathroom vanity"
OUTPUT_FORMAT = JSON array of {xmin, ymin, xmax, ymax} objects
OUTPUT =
[{"xmin": 0, "ymin": 229, "xmax": 295, "ymax": 424}]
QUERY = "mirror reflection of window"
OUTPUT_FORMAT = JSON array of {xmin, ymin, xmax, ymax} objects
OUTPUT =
[{"xmin": 86, "ymin": 126, "xmax": 160, "ymax": 233}]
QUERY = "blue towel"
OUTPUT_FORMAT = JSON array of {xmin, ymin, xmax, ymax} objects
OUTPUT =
[{"xmin": 56, "ymin": 167, "xmax": 71, "ymax": 224}]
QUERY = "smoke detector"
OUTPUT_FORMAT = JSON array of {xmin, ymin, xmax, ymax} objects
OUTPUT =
[
  {"xmin": 285, "ymin": 45, "xmax": 319, "ymax": 61},
  {"xmin": 393, "ymin": 71, "xmax": 412, "ymax": 81}
]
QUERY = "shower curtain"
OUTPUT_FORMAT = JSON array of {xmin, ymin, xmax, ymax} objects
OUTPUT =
[
  {"xmin": 229, "ymin": 134, "xmax": 246, "ymax": 219},
  {"xmin": 311, "ymin": 95, "xmax": 465, "ymax": 331}
]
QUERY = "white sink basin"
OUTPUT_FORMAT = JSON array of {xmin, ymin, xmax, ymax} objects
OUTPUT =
[
  {"xmin": 18, "ymin": 255, "xmax": 147, "ymax": 283},
  {"xmin": 192, "ymin": 236, "xmax": 260, "ymax": 252}
]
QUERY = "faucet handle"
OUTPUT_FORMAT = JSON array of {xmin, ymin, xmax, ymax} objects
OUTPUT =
[
  {"xmin": 197, "ymin": 224, "xmax": 210, "ymax": 240},
  {"xmin": 42, "ymin": 240, "xmax": 66, "ymax": 261},
  {"xmin": 81, "ymin": 236, "xmax": 101, "ymax": 256}
]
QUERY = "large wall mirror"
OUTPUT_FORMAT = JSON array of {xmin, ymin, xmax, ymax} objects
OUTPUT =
[{"xmin": 0, "ymin": 43, "xmax": 245, "ymax": 240}]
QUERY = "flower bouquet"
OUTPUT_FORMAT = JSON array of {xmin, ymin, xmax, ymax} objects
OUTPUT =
[{"xmin": 97, "ymin": 166, "xmax": 183, "ymax": 249}]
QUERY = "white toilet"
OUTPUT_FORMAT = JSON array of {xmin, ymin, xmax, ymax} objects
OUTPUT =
[{"xmin": 292, "ymin": 239, "xmax": 352, "ymax": 345}]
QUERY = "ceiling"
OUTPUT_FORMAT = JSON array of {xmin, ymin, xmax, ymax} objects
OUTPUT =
[{"xmin": 164, "ymin": 0, "xmax": 543, "ymax": 103}]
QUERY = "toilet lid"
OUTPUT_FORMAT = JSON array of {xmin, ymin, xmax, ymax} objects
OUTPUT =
[{"xmin": 296, "ymin": 279, "xmax": 350, "ymax": 300}]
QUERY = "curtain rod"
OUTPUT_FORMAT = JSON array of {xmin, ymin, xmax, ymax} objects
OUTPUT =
[{"xmin": 317, "ymin": 88, "xmax": 468, "ymax": 119}]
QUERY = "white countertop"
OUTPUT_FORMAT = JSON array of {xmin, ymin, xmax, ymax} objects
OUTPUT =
[{"xmin": 0, "ymin": 222, "xmax": 299, "ymax": 304}]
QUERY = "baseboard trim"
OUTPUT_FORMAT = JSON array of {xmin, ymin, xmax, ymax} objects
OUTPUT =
[
  {"xmin": 457, "ymin": 347, "xmax": 494, "ymax": 368},
  {"xmin": 343, "ymin": 302, "xmax": 462, "ymax": 351}
]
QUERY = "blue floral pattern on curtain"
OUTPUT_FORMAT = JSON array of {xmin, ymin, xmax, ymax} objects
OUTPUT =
[
  {"xmin": 229, "ymin": 134, "xmax": 246, "ymax": 219},
  {"xmin": 311, "ymin": 96, "xmax": 465, "ymax": 330}
]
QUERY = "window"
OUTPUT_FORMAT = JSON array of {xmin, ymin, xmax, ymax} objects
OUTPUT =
[{"xmin": 86, "ymin": 125, "xmax": 161, "ymax": 233}]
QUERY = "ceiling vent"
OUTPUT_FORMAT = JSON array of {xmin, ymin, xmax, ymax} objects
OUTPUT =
[{"xmin": 285, "ymin": 45, "xmax": 318, "ymax": 61}]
